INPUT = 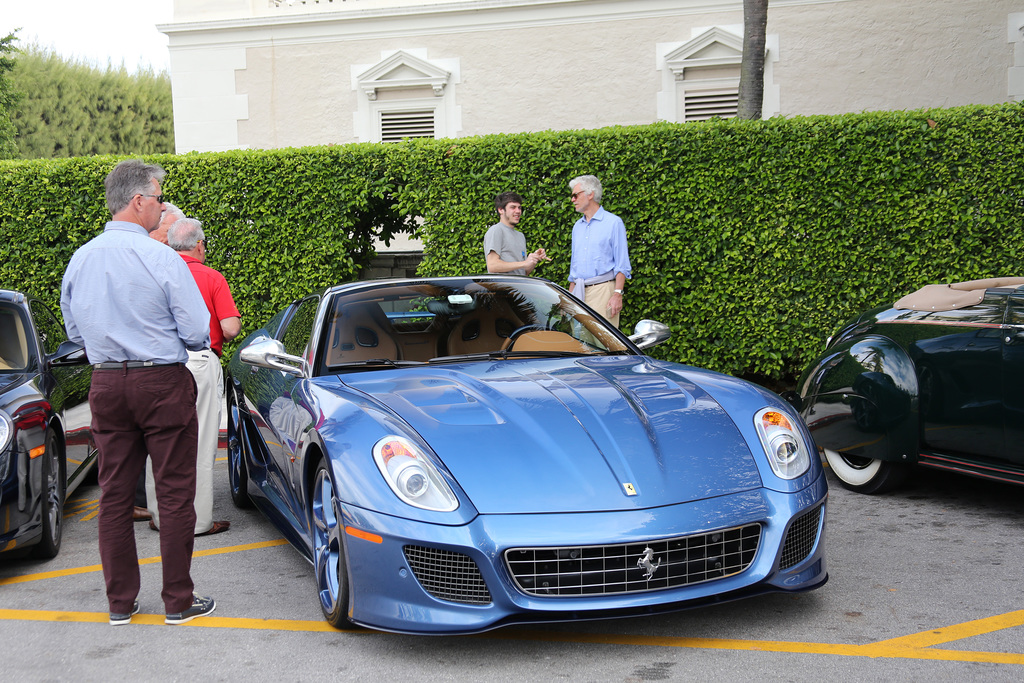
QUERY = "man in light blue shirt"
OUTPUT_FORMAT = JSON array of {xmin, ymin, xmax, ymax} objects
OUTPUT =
[
  {"xmin": 62, "ymin": 223, "xmax": 210, "ymax": 363},
  {"xmin": 60, "ymin": 159, "xmax": 217, "ymax": 627},
  {"xmin": 567, "ymin": 175, "xmax": 631, "ymax": 328}
]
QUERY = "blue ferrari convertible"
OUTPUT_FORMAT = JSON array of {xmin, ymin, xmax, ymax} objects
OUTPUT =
[{"xmin": 226, "ymin": 276, "xmax": 827, "ymax": 634}]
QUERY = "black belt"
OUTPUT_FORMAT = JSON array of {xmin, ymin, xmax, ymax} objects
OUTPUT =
[{"xmin": 92, "ymin": 361, "xmax": 182, "ymax": 370}]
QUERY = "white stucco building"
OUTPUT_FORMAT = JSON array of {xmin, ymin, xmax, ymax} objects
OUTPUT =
[{"xmin": 159, "ymin": 0, "xmax": 1024, "ymax": 154}]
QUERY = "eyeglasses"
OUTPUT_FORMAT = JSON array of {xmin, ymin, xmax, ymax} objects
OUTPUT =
[
  {"xmin": 571, "ymin": 191, "xmax": 587, "ymax": 200},
  {"xmin": 198, "ymin": 239, "xmax": 207, "ymax": 249},
  {"xmin": 138, "ymin": 193, "xmax": 163, "ymax": 202}
]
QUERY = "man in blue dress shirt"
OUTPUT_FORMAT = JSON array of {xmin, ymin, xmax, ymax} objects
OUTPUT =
[
  {"xmin": 61, "ymin": 159, "xmax": 217, "ymax": 626},
  {"xmin": 567, "ymin": 175, "xmax": 631, "ymax": 328}
]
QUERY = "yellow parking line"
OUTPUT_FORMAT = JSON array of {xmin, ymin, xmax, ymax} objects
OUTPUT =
[
  {"xmin": 482, "ymin": 629, "xmax": 1024, "ymax": 664},
  {"xmin": 0, "ymin": 539, "xmax": 290, "ymax": 586},
  {"xmin": 2, "ymin": 539, "xmax": 1022, "ymax": 666},
  {"xmin": 0, "ymin": 609, "xmax": 357, "ymax": 632},
  {"xmin": 64, "ymin": 498, "xmax": 100, "ymax": 522},
  {"xmin": 0, "ymin": 607, "xmax": 1019, "ymax": 665},
  {"xmin": 868, "ymin": 610, "xmax": 1024, "ymax": 649}
]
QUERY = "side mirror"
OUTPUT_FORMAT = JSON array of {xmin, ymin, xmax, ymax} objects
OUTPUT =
[
  {"xmin": 240, "ymin": 338, "xmax": 308, "ymax": 378},
  {"xmin": 49, "ymin": 340, "xmax": 88, "ymax": 366},
  {"xmin": 780, "ymin": 390, "xmax": 804, "ymax": 413},
  {"xmin": 628, "ymin": 319, "xmax": 672, "ymax": 350}
]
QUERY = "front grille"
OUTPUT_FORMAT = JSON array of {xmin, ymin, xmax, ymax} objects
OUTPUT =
[
  {"xmin": 505, "ymin": 524, "xmax": 761, "ymax": 597},
  {"xmin": 403, "ymin": 545, "xmax": 492, "ymax": 605},
  {"xmin": 779, "ymin": 505, "xmax": 822, "ymax": 570}
]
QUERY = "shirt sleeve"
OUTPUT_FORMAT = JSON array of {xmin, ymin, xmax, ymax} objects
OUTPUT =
[
  {"xmin": 483, "ymin": 224, "xmax": 501, "ymax": 258},
  {"xmin": 59, "ymin": 265, "xmax": 83, "ymax": 346},
  {"xmin": 611, "ymin": 216, "xmax": 632, "ymax": 279},
  {"xmin": 210, "ymin": 272, "xmax": 241, "ymax": 322}
]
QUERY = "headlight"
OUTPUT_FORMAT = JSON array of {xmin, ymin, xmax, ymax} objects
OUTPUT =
[
  {"xmin": 0, "ymin": 411, "xmax": 11, "ymax": 451},
  {"xmin": 753, "ymin": 408, "xmax": 810, "ymax": 480},
  {"xmin": 0, "ymin": 411, "xmax": 12, "ymax": 480},
  {"xmin": 373, "ymin": 436, "xmax": 458, "ymax": 512}
]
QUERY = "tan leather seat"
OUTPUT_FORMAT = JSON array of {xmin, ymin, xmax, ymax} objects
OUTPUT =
[
  {"xmin": 447, "ymin": 307, "xmax": 519, "ymax": 355},
  {"xmin": 503, "ymin": 330, "xmax": 590, "ymax": 354},
  {"xmin": 0, "ymin": 309, "xmax": 28, "ymax": 370},
  {"xmin": 326, "ymin": 302, "xmax": 399, "ymax": 366}
]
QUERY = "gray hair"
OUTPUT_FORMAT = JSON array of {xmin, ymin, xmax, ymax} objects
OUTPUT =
[
  {"xmin": 104, "ymin": 159, "xmax": 166, "ymax": 215},
  {"xmin": 569, "ymin": 175, "xmax": 602, "ymax": 204},
  {"xmin": 161, "ymin": 202, "xmax": 185, "ymax": 223},
  {"xmin": 167, "ymin": 217, "xmax": 205, "ymax": 252}
]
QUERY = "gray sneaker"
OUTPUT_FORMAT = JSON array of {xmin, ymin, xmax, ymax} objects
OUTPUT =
[
  {"xmin": 110, "ymin": 600, "xmax": 140, "ymax": 626},
  {"xmin": 165, "ymin": 593, "xmax": 216, "ymax": 625}
]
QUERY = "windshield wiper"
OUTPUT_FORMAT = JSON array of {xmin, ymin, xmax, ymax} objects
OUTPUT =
[
  {"xmin": 327, "ymin": 359, "xmax": 425, "ymax": 370},
  {"xmin": 428, "ymin": 349, "xmax": 612, "ymax": 364}
]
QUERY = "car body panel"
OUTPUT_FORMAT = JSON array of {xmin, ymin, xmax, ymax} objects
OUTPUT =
[
  {"xmin": 339, "ymin": 357, "xmax": 764, "ymax": 514},
  {"xmin": 0, "ymin": 291, "xmax": 96, "ymax": 556},
  {"xmin": 798, "ymin": 334, "xmax": 918, "ymax": 464},
  {"xmin": 228, "ymin": 275, "xmax": 828, "ymax": 633},
  {"xmin": 338, "ymin": 476, "xmax": 827, "ymax": 633},
  {"xmin": 799, "ymin": 282, "xmax": 1024, "ymax": 487}
]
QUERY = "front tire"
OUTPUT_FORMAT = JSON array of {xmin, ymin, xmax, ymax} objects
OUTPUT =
[
  {"xmin": 32, "ymin": 430, "xmax": 65, "ymax": 559},
  {"xmin": 823, "ymin": 448, "xmax": 908, "ymax": 494},
  {"xmin": 311, "ymin": 457, "xmax": 353, "ymax": 629}
]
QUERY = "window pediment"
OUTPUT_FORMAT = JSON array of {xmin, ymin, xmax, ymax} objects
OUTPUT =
[
  {"xmin": 357, "ymin": 50, "xmax": 451, "ymax": 100},
  {"xmin": 665, "ymin": 27, "xmax": 743, "ymax": 81}
]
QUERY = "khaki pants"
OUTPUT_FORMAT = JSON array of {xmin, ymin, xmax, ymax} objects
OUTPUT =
[
  {"xmin": 147, "ymin": 349, "xmax": 222, "ymax": 534},
  {"xmin": 584, "ymin": 280, "xmax": 620, "ymax": 329}
]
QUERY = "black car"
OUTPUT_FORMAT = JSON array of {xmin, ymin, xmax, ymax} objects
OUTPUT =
[
  {"xmin": 797, "ymin": 277, "xmax": 1024, "ymax": 493},
  {"xmin": 1, "ymin": 290, "xmax": 96, "ymax": 558}
]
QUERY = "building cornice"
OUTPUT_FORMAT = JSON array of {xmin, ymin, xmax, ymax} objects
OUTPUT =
[{"xmin": 159, "ymin": 0, "xmax": 854, "ymax": 48}]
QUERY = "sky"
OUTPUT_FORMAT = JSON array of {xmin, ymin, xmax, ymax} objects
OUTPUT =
[{"xmin": 0, "ymin": 0, "xmax": 174, "ymax": 73}]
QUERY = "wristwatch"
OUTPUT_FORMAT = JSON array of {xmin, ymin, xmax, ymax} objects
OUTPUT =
[{"xmin": 613, "ymin": 289, "xmax": 623, "ymax": 294}]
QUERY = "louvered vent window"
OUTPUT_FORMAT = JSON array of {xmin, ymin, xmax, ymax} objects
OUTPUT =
[
  {"xmin": 683, "ymin": 87, "xmax": 738, "ymax": 121},
  {"xmin": 380, "ymin": 110, "xmax": 435, "ymax": 143}
]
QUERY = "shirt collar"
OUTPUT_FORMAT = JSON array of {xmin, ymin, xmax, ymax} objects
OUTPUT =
[
  {"xmin": 581, "ymin": 206, "xmax": 608, "ymax": 225},
  {"xmin": 104, "ymin": 220, "xmax": 151, "ymax": 237}
]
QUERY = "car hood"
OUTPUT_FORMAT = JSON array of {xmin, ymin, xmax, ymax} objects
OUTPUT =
[{"xmin": 339, "ymin": 356, "xmax": 763, "ymax": 514}]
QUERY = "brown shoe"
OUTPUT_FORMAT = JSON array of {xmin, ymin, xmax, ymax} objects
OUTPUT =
[
  {"xmin": 148, "ymin": 520, "xmax": 158, "ymax": 531},
  {"xmin": 195, "ymin": 521, "xmax": 230, "ymax": 537},
  {"xmin": 133, "ymin": 507, "xmax": 152, "ymax": 522}
]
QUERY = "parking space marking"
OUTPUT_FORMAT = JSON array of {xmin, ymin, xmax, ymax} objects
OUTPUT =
[
  {"xmin": 484, "ymin": 625, "xmax": 1024, "ymax": 665},
  {"xmin": 2, "ymin": 540, "xmax": 1022, "ymax": 666},
  {"xmin": 0, "ymin": 539, "xmax": 289, "ymax": 587},
  {"xmin": 0, "ymin": 603, "xmax": 1020, "ymax": 665},
  {"xmin": 869, "ymin": 610, "xmax": 1024, "ymax": 649},
  {"xmin": 65, "ymin": 497, "xmax": 100, "ymax": 522},
  {"xmin": 0, "ymin": 609, "xmax": 354, "ymax": 632}
]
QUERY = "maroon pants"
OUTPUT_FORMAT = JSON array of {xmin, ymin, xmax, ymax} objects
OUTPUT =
[{"xmin": 90, "ymin": 364, "xmax": 199, "ymax": 614}]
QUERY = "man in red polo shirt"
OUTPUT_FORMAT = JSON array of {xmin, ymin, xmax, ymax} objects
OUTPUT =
[{"xmin": 147, "ymin": 217, "xmax": 241, "ymax": 536}]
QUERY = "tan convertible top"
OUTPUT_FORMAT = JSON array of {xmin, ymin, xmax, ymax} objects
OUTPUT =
[{"xmin": 893, "ymin": 277, "xmax": 1024, "ymax": 311}]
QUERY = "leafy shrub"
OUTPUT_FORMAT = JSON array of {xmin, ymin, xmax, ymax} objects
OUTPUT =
[{"xmin": 2, "ymin": 102, "xmax": 1021, "ymax": 382}]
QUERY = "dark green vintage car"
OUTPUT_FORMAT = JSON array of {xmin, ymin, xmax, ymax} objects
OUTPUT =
[{"xmin": 797, "ymin": 277, "xmax": 1024, "ymax": 493}]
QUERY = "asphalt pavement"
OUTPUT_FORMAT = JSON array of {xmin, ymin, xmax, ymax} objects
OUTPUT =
[{"xmin": 1, "ymin": 453, "xmax": 1023, "ymax": 682}]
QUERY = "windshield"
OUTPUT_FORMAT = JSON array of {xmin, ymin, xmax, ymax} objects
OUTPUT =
[
  {"xmin": 0, "ymin": 304, "xmax": 31, "ymax": 372},
  {"xmin": 319, "ymin": 278, "xmax": 633, "ymax": 373}
]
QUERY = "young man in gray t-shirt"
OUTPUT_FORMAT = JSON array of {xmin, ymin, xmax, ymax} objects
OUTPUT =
[{"xmin": 483, "ymin": 191, "xmax": 549, "ymax": 275}]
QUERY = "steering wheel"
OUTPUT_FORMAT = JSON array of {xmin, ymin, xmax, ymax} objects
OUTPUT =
[{"xmin": 500, "ymin": 324, "xmax": 548, "ymax": 351}]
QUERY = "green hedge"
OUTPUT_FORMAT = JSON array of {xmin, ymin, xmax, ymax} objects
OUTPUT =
[
  {"xmin": 1, "ymin": 102, "xmax": 1021, "ymax": 382},
  {"xmin": 399, "ymin": 103, "xmax": 1024, "ymax": 383},
  {"xmin": 0, "ymin": 146, "xmax": 410, "ymax": 360}
]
